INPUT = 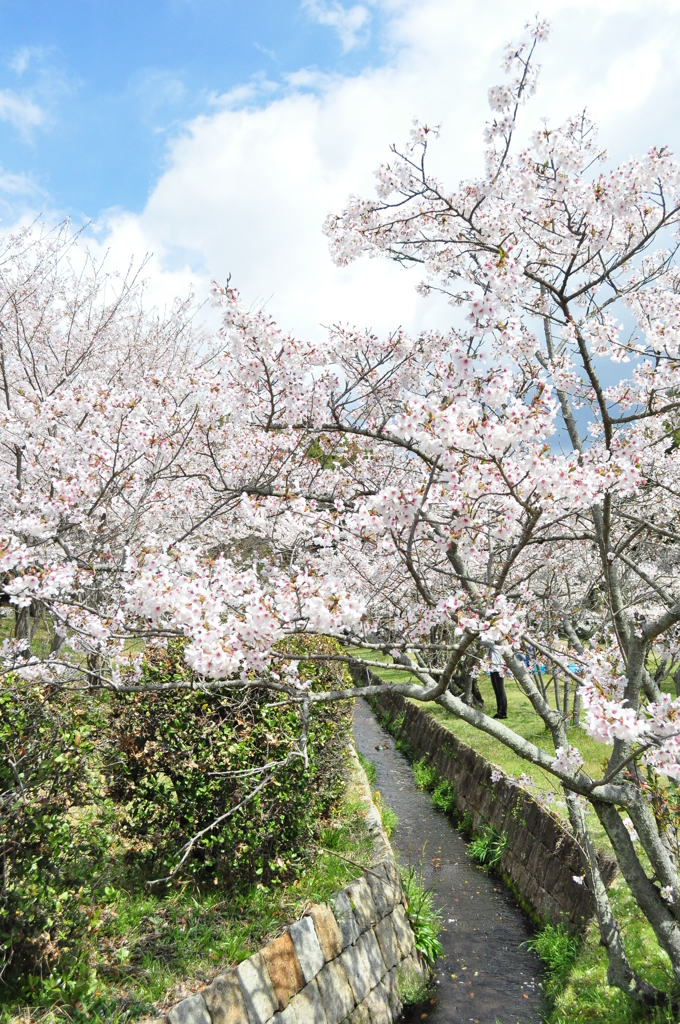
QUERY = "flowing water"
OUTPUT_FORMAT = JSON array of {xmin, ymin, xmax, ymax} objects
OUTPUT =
[{"xmin": 352, "ymin": 698, "xmax": 545, "ymax": 1024}]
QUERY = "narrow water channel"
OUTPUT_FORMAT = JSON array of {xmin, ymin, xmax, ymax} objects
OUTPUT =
[{"xmin": 352, "ymin": 699, "xmax": 545, "ymax": 1024}]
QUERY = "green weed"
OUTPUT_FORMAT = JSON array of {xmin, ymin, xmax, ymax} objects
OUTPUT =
[
  {"xmin": 468, "ymin": 825, "xmax": 507, "ymax": 869},
  {"xmin": 431, "ymin": 778, "xmax": 457, "ymax": 814},
  {"xmin": 401, "ymin": 863, "xmax": 443, "ymax": 968},
  {"xmin": 459, "ymin": 810, "xmax": 474, "ymax": 837},
  {"xmin": 392, "ymin": 711, "xmax": 406, "ymax": 735},
  {"xmin": 356, "ymin": 751, "xmax": 377, "ymax": 786},
  {"xmin": 413, "ymin": 757, "xmax": 438, "ymax": 792},
  {"xmin": 372, "ymin": 790, "xmax": 398, "ymax": 837},
  {"xmin": 524, "ymin": 923, "xmax": 580, "ymax": 1005},
  {"xmin": 396, "ymin": 960, "xmax": 431, "ymax": 1006},
  {"xmin": 395, "ymin": 737, "xmax": 414, "ymax": 758}
]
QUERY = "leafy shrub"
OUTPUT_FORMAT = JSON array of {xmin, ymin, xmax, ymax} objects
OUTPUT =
[
  {"xmin": 109, "ymin": 636, "xmax": 353, "ymax": 887},
  {"xmin": 413, "ymin": 757, "xmax": 438, "ymax": 792},
  {"xmin": 401, "ymin": 864, "xmax": 443, "ymax": 967},
  {"xmin": 1, "ymin": 636, "xmax": 354, "ymax": 1007},
  {"xmin": 431, "ymin": 778, "xmax": 457, "ymax": 814},
  {"xmin": 468, "ymin": 825, "xmax": 507, "ymax": 870},
  {"xmin": 0, "ymin": 680, "xmax": 115, "ymax": 1000},
  {"xmin": 524, "ymin": 923, "xmax": 580, "ymax": 1004}
]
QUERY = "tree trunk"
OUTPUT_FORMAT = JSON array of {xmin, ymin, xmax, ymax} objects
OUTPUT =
[
  {"xmin": 565, "ymin": 790, "xmax": 671, "ymax": 1007},
  {"xmin": 14, "ymin": 606, "xmax": 29, "ymax": 641}
]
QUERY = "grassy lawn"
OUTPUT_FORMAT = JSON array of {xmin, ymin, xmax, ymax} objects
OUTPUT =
[{"xmin": 548, "ymin": 878, "xmax": 679, "ymax": 1024}]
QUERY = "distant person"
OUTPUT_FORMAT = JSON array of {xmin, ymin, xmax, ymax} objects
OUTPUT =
[{"xmin": 488, "ymin": 644, "xmax": 508, "ymax": 720}]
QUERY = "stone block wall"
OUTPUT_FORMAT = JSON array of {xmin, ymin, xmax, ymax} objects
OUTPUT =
[
  {"xmin": 368, "ymin": 688, "xmax": 617, "ymax": 928},
  {"xmin": 163, "ymin": 755, "xmax": 424, "ymax": 1024}
]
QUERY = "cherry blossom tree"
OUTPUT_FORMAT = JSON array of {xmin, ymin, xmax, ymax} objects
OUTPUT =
[
  {"xmin": 5, "ymin": 20, "xmax": 680, "ymax": 1006},
  {"xmin": 317, "ymin": 20, "xmax": 680, "ymax": 1003}
]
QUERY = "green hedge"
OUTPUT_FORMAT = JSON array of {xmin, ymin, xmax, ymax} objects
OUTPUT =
[{"xmin": 109, "ymin": 637, "xmax": 353, "ymax": 886}]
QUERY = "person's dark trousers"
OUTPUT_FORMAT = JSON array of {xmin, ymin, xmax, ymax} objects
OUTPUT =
[{"xmin": 490, "ymin": 671, "xmax": 507, "ymax": 718}]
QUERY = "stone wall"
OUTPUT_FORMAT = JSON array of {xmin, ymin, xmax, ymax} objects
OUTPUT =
[
  {"xmin": 367, "ymin": 687, "xmax": 617, "ymax": 928},
  {"xmin": 163, "ymin": 754, "xmax": 424, "ymax": 1024}
]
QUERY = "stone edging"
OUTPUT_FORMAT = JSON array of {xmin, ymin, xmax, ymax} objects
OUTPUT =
[
  {"xmin": 363, "ymin": 685, "xmax": 617, "ymax": 928},
  {"xmin": 162, "ymin": 750, "xmax": 424, "ymax": 1024}
]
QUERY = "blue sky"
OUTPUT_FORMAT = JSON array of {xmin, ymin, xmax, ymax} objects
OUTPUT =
[
  {"xmin": 0, "ymin": 0, "xmax": 386, "ymax": 219},
  {"xmin": 2, "ymin": 0, "xmax": 680, "ymax": 344}
]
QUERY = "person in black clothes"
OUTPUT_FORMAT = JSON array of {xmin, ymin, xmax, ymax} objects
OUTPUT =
[{"xmin": 488, "ymin": 643, "xmax": 507, "ymax": 719}]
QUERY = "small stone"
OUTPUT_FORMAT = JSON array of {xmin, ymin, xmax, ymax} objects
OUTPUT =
[
  {"xmin": 261, "ymin": 933, "xmax": 305, "ymax": 1009},
  {"xmin": 340, "ymin": 942, "xmax": 371, "ymax": 1004},
  {"xmin": 389, "ymin": 906, "xmax": 413, "ymax": 957},
  {"xmin": 167, "ymin": 994, "xmax": 211, "ymax": 1024},
  {"xmin": 356, "ymin": 931, "xmax": 386, "ymax": 989},
  {"xmin": 306, "ymin": 905, "xmax": 343, "ymax": 962},
  {"xmin": 236, "ymin": 953, "xmax": 278, "ymax": 1024},
  {"xmin": 331, "ymin": 891, "xmax": 360, "ymax": 949},
  {"xmin": 290, "ymin": 917, "xmax": 325, "ymax": 983},
  {"xmin": 315, "ymin": 960, "xmax": 354, "ymax": 1024},
  {"xmin": 364, "ymin": 985, "xmax": 391, "ymax": 1024},
  {"xmin": 374, "ymin": 917, "xmax": 399, "ymax": 971},
  {"xmin": 345, "ymin": 878, "xmax": 378, "ymax": 932},
  {"xmin": 289, "ymin": 979, "xmax": 327, "ymax": 1024},
  {"xmin": 203, "ymin": 972, "xmax": 248, "ymax": 1024}
]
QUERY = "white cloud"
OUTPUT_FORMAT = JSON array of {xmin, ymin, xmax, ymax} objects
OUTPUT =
[
  {"xmin": 0, "ymin": 167, "xmax": 50, "ymax": 228},
  {"xmin": 133, "ymin": 69, "xmax": 188, "ymax": 115},
  {"xmin": 303, "ymin": 1, "xmax": 372, "ymax": 52},
  {"xmin": 0, "ymin": 90, "xmax": 44, "ymax": 134},
  {"xmin": 0, "ymin": 168, "xmax": 43, "ymax": 196},
  {"xmin": 88, "ymin": 0, "xmax": 680, "ymax": 343},
  {"xmin": 8, "ymin": 46, "xmax": 45, "ymax": 77}
]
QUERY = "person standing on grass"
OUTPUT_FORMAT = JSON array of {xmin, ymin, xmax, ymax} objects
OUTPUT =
[{"xmin": 488, "ymin": 644, "xmax": 507, "ymax": 720}]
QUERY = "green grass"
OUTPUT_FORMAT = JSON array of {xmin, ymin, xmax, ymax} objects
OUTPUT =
[
  {"xmin": 396, "ymin": 960, "xmax": 431, "ymax": 1007},
  {"xmin": 524, "ymin": 923, "xmax": 580, "ymax": 1007},
  {"xmin": 430, "ymin": 778, "xmax": 456, "ymax": 814},
  {"xmin": 546, "ymin": 877, "xmax": 680, "ymax": 1023},
  {"xmin": 0, "ymin": 607, "xmax": 55, "ymax": 659},
  {"xmin": 372, "ymin": 789, "xmax": 398, "ymax": 837},
  {"xmin": 356, "ymin": 750, "xmax": 377, "ymax": 786},
  {"xmin": 98, "ymin": 794, "xmax": 373, "ymax": 999}
]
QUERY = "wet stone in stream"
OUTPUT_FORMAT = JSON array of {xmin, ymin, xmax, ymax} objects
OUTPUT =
[{"xmin": 353, "ymin": 699, "xmax": 545, "ymax": 1024}]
